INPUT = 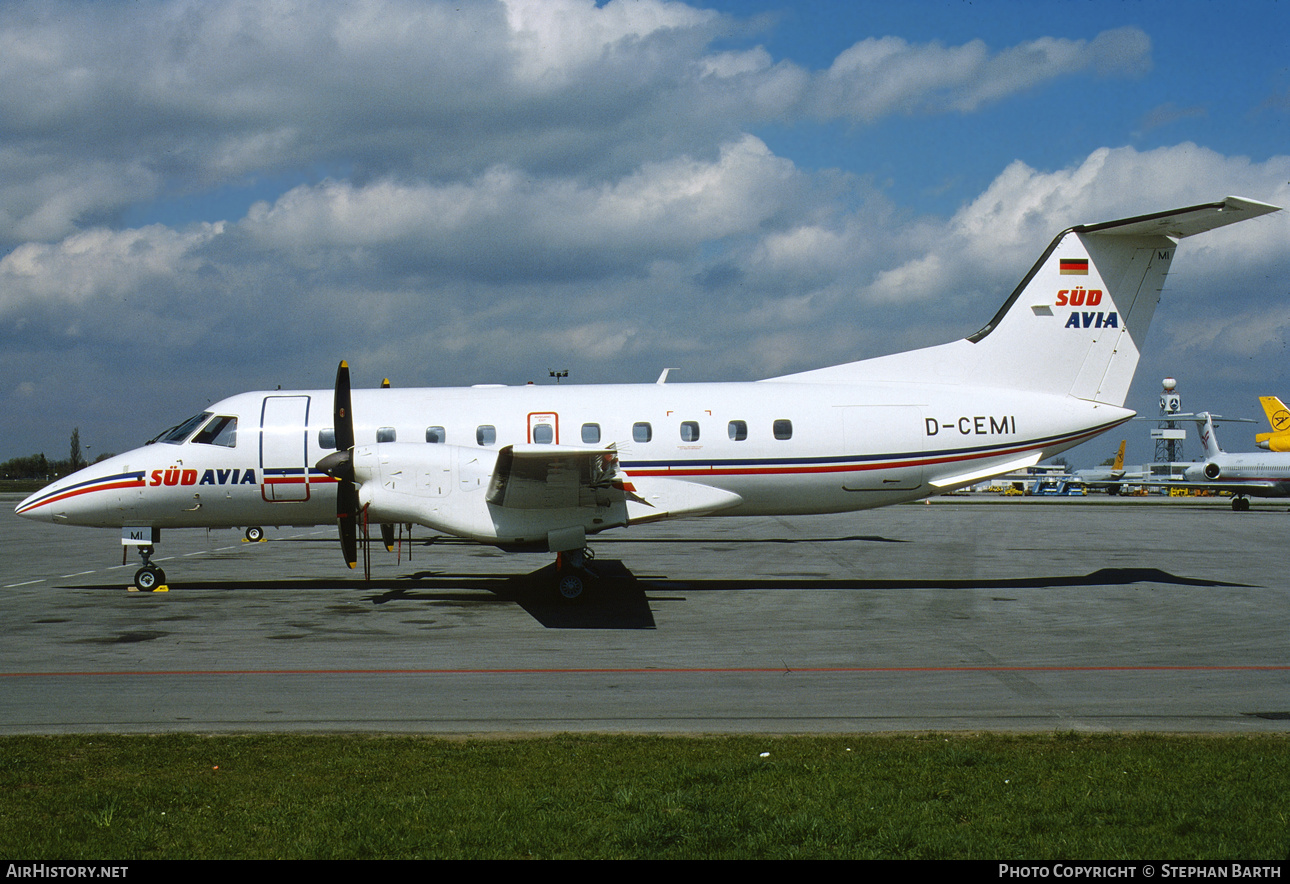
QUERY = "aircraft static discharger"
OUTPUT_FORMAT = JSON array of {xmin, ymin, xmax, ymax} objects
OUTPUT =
[{"xmin": 17, "ymin": 197, "xmax": 1281, "ymax": 597}]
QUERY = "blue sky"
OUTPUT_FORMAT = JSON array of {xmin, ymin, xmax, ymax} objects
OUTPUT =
[{"xmin": 2, "ymin": 0, "xmax": 1288, "ymax": 468}]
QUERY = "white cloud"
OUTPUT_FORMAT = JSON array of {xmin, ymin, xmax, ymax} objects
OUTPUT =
[
  {"xmin": 239, "ymin": 134, "xmax": 802, "ymax": 279},
  {"xmin": 502, "ymin": 0, "xmax": 718, "ymax": 85},
  {"xmin": 0, "ymin": 1, "xmax": 1283, "ymax": 458},
  {"xmin": 0, "ymin": 223, "xmax": 224, "ymax": 309},
  {"xmin": 0, "ymin": 2, "xmax": 1156, "ymax": 250},
  {"xmin": 808, "ymin": 27, "xmax": 1151, "ymax": 122}
]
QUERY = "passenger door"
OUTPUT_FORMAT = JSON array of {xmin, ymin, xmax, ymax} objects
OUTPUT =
[{"xmin": 260, "ymin": 395, "xmax": 312, "ymax": 501}]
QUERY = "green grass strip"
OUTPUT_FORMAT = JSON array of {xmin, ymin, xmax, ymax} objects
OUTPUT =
[{"xmin": 1, "ymin": 733, "xmax": 1286, "ymax": 859}]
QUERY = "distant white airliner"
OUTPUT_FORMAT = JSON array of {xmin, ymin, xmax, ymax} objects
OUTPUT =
[
  {"xmin": 17, "ymin": 197, "xmax": 1280, "ymax": 596},
  {"xmin": 1177, "ymin": 412, "xmax": 1290, "ymax": 511},
  {"xmin": 1070, "ymin": 440, "xmax": 1145, "ymax": 494}
]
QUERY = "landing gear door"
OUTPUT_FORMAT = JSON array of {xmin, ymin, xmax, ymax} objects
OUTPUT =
[{"xmin": 260, "ymin": 395, "xmax": 312, "ymax": 502}]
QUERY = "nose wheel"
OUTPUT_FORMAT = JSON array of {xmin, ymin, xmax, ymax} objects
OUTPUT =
[
  {"xmin": 134, "ymin": 565, "xmax": 166, "ymax": 591},
  {"xmin": 131, "ymin": 545, "xmax": 167, "ymax": 591}
]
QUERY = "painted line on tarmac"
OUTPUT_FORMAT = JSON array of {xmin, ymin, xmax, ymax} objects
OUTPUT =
[
  {"xmin": 3, "ymin": 528, "xmax": 320, "ymax": 588},
  {"xmin": 3, "ymin": 665, "xmax": 1289, "ymax": 678}
]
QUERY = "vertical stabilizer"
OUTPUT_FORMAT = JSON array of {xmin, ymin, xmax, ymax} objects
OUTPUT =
[
  {"xmin": 1195, "ymin": 413, "xmax": 1223, "ymax": 459},
  {"xmin": 962, "ymin": 225, "xmax": 1174, "ymax": 404},
  {"xmin": 1256, "ymin": 396, "xmax": 1290, "ymax": 451},
  {"xmin": 766, "ymin": 197, "xmax": 1280, "ymax": 407}
]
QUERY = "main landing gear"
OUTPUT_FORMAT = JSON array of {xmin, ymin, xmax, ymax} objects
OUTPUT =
[
  {"xmin": 554, "ymin": 547, "xmax": 597, "ymax": 602},
  {"xmin": 1232, "ymin": 496, "xmax": 1251, "ymax": 512},
  {"xmin": 133, "ymin": 545, "xmax": 166, "ymax": 592}
]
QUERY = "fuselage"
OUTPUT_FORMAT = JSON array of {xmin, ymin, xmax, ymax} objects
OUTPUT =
[
  {"xmin": 17, "ymin": 378, "xmax": 1131, "ymax": 539},
  {"xmin": 1183, "ymin": 453, "xmax": 1290, "ymax": 498}
]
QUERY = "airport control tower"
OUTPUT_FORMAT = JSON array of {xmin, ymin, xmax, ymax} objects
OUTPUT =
[{"xmin": 1152, "ymin": 377, "xmax": 1186, "ymax": 463}]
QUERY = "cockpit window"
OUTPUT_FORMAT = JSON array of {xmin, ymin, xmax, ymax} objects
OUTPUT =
[
  {"xmin": 192, "ymin": 415, "xmax": 238, "ymax": 448},
  {"xmin": 150, "ymin": 412, "xmax": 212, "ymax": 445}
]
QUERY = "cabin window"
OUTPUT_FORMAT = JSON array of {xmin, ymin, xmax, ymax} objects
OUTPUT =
[
  {"xmin": 633, "ymin": 422, "xmax": 652, "ymax": 443},
  {"xmin": 532, "ymin": 424, "xmax": 554, "ymax": 444},
  {"xmin": 773, "ymin": 419, "xmax": 793, "ymax": 441},
  {"xmin": 319, "ymin": 428, "xmax": 336, "ymax": 450},
  {"xmin": 582, "ymin": 423, "xmax": 601, "ymax": 444},
  {"xmin": 680, "ymin": 421, "xmax": 700, "ymax": 442},
  {"xmin": 425, "ymin": 426, "xmax": 446, "ymax": 444},
  {"xmin": 477, "ymin": 425, "xmax": 497, "ymax": 446},
  {"xmin": 728, "ymin": 420, "xmax": 747, "ymax": 442},
  {"xmin": 377, "ymin": 427, "xmax": 397, "ymax": 443},
  {"xmin": 192, "ymin": 415, "xmax": 238, "ymax": 448}
]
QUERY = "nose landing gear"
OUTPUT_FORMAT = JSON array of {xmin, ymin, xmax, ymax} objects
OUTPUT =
[{"xmin": 132, "ymin": 545, "xmax": 167, "ymax": 592}]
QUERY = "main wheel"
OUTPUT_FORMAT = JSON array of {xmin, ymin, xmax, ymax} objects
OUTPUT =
[
  {"xmin": 245, "ymin": 526, "xmax": 265, "ymax": 542},
  {"xmin": 134, "ymin": 566, "xmax": 165, "ymax": 591},
  {"xmin": 556, "ymin": 572, "xmax": 585, "ymax": 602}
]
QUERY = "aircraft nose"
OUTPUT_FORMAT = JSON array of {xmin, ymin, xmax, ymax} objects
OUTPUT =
[
  {"xmin": 14, "ymin": 462, "xmax": 146, "ymax": 525},
  {"xmin": 14, "ymin": 486, "xmax": 52, "ymax": 521},
  {"xmin": 15, "ymin": 477, "xmax": 73, "ymax": 523}
]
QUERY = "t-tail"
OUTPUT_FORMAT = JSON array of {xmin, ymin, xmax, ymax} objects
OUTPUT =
[
  {"xmin": 1256, "ymin": 396, "xmax": 1290, "ymax": 451},
  {"xmin": 1195, "ymin": 413, "xmax": 1224, "ymax": 459},
  {"xmin": 770, "ymin": 197, "xmax": 1280, "ymax": 407},
  {"xmin": 1111, "ymin": 439, "xmax": 1127, "ymax": 472}
]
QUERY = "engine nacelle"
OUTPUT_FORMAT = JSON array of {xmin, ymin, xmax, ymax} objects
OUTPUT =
[
  {"xmin": 1203, "ymin": 462, "xmax": 1223, "ymax": 480},
  {"xmin": 350, "ymin": 442, "xmax": 631, "ymax": 548}
]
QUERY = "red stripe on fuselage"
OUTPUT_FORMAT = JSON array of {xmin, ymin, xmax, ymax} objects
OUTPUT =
[{"xmin": 16, "ymin": 478, "xmax": 146, "ymax": 514}]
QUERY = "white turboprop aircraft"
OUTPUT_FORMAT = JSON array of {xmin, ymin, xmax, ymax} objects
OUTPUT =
[
  {"xmin": 16, "ymin": 197, "xmax": 1280, "ymax": 596},
  {"xmin": 1175, "ymin": 412, "xmax": 1290, "ymax": 511}
]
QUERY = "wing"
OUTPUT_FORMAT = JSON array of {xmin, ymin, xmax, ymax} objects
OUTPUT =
[{"xmin": 485, "ymin": 444, "xmax": 629, "ymax": 509}]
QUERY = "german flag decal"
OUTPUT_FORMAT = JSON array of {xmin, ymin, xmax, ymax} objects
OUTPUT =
[{"xmin": 1059, "ymin": 258, "xmax": 1088, "ymax": 275}]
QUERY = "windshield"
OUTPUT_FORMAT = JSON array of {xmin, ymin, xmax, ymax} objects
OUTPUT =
[
  {"xmin": 192, "ymin": 415, "xmax": 237, "ymax": 448},
  {"xmin": 147, "ymin": 412, "xmax": 212, "ymax": 445}
]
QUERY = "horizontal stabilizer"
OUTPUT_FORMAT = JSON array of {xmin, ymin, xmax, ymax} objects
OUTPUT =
[
  {"xmin": 626, "ymin": 477, "xmax": 744, "ymax": 523},
  {"xmin": 1079, "ymin": 196, "xmax": 1279, "ymax": 238},
  {"xmin": 929, "ymin": 452, "xmax": 1042, "ymax": 490}
]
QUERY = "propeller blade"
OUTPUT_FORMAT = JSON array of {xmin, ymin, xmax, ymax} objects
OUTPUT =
[
  {"xmin": 334, "ymin": 360, "xmax": 355, "ymax": 454},
  {"xmin": 330, "ymin": 360, "xmax": 359, "ymax": 570},
  {"xmin": 381, "ymin": 522, "xmax": 395, "ymax": 553},
  {"xmin": 338, "ymin": 482, "xmax": 359, "ymax": 569}
]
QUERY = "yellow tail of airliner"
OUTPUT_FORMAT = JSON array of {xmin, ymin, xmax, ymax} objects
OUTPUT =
[{"xmin": 1255, "ymin": 396, "xmax": 1290, "ymax": 451}]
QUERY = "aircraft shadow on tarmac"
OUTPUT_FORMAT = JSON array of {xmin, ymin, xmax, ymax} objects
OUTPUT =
[{"xmin": 66, "ymin": 561, "xmax": 1249, "ymax": 631}]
